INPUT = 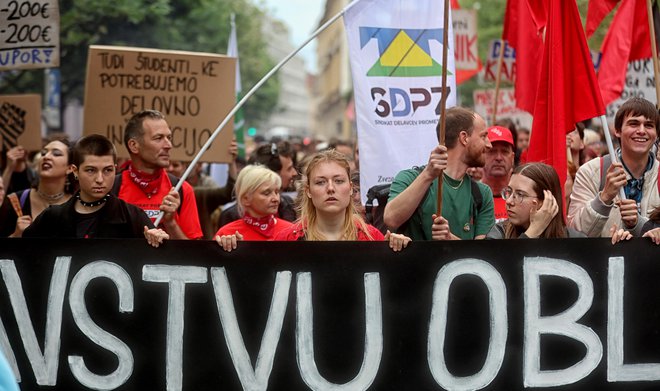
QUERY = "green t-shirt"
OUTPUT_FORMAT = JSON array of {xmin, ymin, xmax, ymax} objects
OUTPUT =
[{"xmin": 388, "ymin": 168, "xmax": 495, "ymax": 240}]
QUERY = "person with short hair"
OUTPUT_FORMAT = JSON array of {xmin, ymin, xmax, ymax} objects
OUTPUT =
[
  {"xmin": 115, "ymin": 110, "xmax": 203, "ymax": 239},
  {"xmin": 487, "ymin": 163, "xmax": 585, "ymax": 239},
  {"xmin": 215, "ymin": 165, "xmax": 293, "ymax": 251},
  {"xmin": 274, "ymin": 150, "xmax": 413, "ymax": 251},
  {"xmin": 23, "ymin": 135, "xmax": 169, "ymax": 247},
  {"xmin": 568, "ymin": 97, "xmax": 660, "ymax": 237},
  {"xmin": 384, "ymin": 106, "xmax": 495, "ymax": 240}
]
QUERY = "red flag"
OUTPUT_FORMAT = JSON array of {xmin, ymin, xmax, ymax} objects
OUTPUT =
[
  {"xmin": 527, "ymin": 0, "xmax": 606, "ymax": 199},
  {"xmin": 502, "ymin": 0, "xmax": 543, "ymax": 113},
  {"xmin": 598, "ymin": 0, "xmax": 652, "ymax": 105},
  {"xmin": 586, "ymin": 0, "xmax": 620, "ymax": 38}
]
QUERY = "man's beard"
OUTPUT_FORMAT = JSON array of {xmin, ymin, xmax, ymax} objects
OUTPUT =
[{"xmin": 465, "ymin": 148, "xmax": 485, "ymax": 167}]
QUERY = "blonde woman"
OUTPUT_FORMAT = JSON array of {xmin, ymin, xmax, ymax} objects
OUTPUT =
[
  {"xmin": 215, "ymin": 165, "xmax": 293, "ymax": 251},
  {"xmin": 274, "ymin": 150, "xmax": 412, "ymax": 251}
]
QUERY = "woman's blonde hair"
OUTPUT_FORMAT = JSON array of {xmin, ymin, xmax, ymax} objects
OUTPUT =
[
  {"xmin": 298, "ymin": 149, "xmax": 373, "ymax": 240},
  {"xmin": 235, "ymin": 165, "xmax": 281, "ymax": 216}
]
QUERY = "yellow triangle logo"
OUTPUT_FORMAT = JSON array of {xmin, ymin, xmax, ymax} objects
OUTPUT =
[{"xmin": 380, "ymin": 31, "xmax": 433, "ymax": 67}]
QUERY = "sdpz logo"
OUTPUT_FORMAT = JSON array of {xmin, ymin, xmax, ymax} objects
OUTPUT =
[{"xmin": 359, "ymin": 27, "xmax": 452, "ymax": 118}]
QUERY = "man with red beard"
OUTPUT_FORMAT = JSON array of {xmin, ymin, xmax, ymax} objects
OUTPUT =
[
  {"xmin": 114, "ymin": 110, "xmax": 203, "ymax": 239},
  {"xmin": 384, "ymin": 106, "xmax": 495, "ymax": 240},
  {"xmin": 482, "ymin": 126, "xmax": 515, "ymax": 223}
]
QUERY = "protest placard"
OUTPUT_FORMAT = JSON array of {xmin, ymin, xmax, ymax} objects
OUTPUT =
[
  {"xmin": 483, "ymin": 39, "xmax": 515, "ymax": 83},
  {"xmin": 0, "ymin": 94, "xmax": 42, "ymax": 151},
  {"xmin": 473, "ymin": 88, "xmax": 532, "ymax": 129},
  {"xmin": 606, "ymin": 58, "xmax": 656, "ymax": 124},
  {"xmin": 2, "ymin": 238, "xmax": 660, "ymax": 390},
  {"xmin": 452, "ymin": 9, "xmax": 478, "ymax": 72},
  {"xmin": 83, "ymin": 46, "xmax": 236, "ymax": 162},
  {"xmin": 0, "ymin": 0, "xmax": 59, "ymax": 70}
]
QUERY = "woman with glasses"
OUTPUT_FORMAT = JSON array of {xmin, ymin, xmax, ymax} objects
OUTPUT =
[{"xmin": 487, "ymin": 163, "xmax": 586, "ymax": 239}]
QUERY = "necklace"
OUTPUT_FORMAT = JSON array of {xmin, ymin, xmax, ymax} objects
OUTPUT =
[
  {"xmin": 443, "ymin": 173, "xmax": 464, "ymax": 190},
  {"xmin": 37, "ymin": 189, "xmax": 65, "ymax": 203},
  {"xmin": 76, "ymin": 193, "xmax": 110, "ymax": 208}
]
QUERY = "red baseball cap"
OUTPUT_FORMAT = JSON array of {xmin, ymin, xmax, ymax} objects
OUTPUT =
[{"xmin": 487, "ymin": 126, "xmax": 514, "ymax": 147}]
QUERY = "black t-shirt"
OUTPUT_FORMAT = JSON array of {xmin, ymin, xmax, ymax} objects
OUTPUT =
[{"xmin": 75, "ymin": 208, "xmax": 104, "ymax": 238}]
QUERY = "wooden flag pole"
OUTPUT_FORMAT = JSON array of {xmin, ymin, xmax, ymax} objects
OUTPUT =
[
  {"xmin": 436, "ymin": 0, "xmax": 451, "ymax": 216},
  {"xmin": 492, "ymin": 39, "xmax": 506, "ymax": 124},
  {"xmin": 646, "ymin": 0, "xmax": 660, "ymax": 106}
]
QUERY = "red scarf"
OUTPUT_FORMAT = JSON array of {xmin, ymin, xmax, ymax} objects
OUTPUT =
[
  {"xmin": 243, "ymin": 214, "xmax": 276, "ymax": 237},
  {"xmin": 128, "ymin": 164, "xmax": 163, "ymax": 197}
]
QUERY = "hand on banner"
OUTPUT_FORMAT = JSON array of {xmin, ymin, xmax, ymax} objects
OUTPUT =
[
  {"xmin": 610, "ymin": 224, "xmax": 633, "ymax": 245},
  {"xmin": 617, "ymin": 199, "xmax": 639, "ymax": 228},
  {"xmin": 431, "ymin": 214, "xmax": 451, "ymax": 240},
  {"xmin": 144, "ymin": 226, "xmax": 170, "ymax": 248},
  {"xmin": 423, "ymin": 145, "xmax": 448, "ymax": 179},
  {"xmin": 525, "ymin": 190, "xmax": 558, "ymax": 238},
  {"xmin": 642, "ymin": 227, "xmax": 660, "ymax": 245},
  {"xmin": 384, "ymin": 230, "xmax": 411, "ymax": 252},
  {"xmin": 216, "ymin": 231, "xmax": 244, "ymax": 252},
  {"xmin": 10, "ymin": 215, "xmax": 32, "ymax": 237},
  {"xmin": 599, "ymin": 162, "xmax": 627, "ymax": 205}
]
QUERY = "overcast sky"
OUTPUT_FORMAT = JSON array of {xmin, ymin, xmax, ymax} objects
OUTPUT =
[{"xmin": 262, "ymin": 0, "xmax": 324, "ymax": 72}]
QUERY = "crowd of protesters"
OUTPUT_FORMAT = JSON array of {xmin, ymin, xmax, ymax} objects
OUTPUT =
[{"xmin": 2, "ymin": 98, "xmax": 660, "ymax": 247}]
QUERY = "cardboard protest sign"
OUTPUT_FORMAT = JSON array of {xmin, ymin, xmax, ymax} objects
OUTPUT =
[
  {"xmin": 473, "ymin": 88, "xmax": 532, "ymax": 129},
  {"xmin": 0, "ymin": 94, "xmax": 42, "ymax": 151},
  {"xmin": 2, "ymin": 238, "xmax": 660, "ymax": 390},
  {"xmin": 0, "ymin": 0, "xmax": 59, "ymax": 70},
  {"xmin": 83, "ymin": 46, "xmax": 235, "ymax": 162}
]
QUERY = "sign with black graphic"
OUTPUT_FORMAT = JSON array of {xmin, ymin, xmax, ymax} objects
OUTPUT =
[
  {"xmin": 1, "ymin": 238, "xmax": 660, "ymax": 390},
  {"xmin": 0, "ymin": 94, "xmax": 41, "ymax": 152}
]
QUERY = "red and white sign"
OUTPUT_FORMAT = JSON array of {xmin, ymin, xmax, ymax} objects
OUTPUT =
[
  {"xmin": 483, "ymin": 40, "xmax": 516, "ymax": 83},
  {"xmin": 453, "ymin": 9, "xmax": 478, "ymax": 71}
]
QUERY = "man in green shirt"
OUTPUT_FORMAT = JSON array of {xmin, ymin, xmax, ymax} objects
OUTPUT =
[{"xmin": 384, "ymin": 107, "xmax": 495, "ymax": 240}]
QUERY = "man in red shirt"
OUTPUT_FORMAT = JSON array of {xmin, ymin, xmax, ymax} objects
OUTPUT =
[
  {"xmin": 482, "ymin": 125, "xmax": 515, "ymax": 223},
  {"xmin": 115, "ymin": 110, "xmax": 203, "ymax": 239}
]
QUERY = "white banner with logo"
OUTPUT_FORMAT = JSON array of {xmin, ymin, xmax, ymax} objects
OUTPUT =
[{"xmin": 345, "ymin": 0, "xmax": 457, "ymax": 203}]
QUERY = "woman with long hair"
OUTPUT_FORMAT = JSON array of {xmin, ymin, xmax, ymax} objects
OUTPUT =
[
  {"xmin": 487, "ymin": 162, "xmax": 585, "ymax": 239},
  {"xmin": 215, "ymin": 165, "xmax": 293, "ymax": 251},
  {"xmin": 274, "ymin": 150, "xmax": 411, "ymax": 250},
  {"xmin": 0, "ymin": 136, "xmax": 76, "ymax": 237}
]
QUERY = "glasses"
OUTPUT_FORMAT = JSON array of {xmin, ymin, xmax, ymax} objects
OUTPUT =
[{"xmin": 501, "ymin": 187, "xmax": 537, "ymax": 204}]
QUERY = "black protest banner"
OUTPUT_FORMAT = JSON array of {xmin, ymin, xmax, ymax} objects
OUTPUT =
[
  {"xmin": 1, "ymin": 238, "xmax": 660, "ymax": 390},
  {"xmin": 83, "ymin": 46, "xmax": 236, "ymax": 163},
  {"xmin": 0, "ymin": 0, "xmax": 59, "ymax": 70}
]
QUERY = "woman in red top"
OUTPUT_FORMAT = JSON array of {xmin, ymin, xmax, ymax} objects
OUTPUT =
[
  {"xmin": 215, "ymin": 165, "xmax": 292, "ymax": 251},
  {"xmin": 274, "ymin": 150, "xmax": 411, "ymax": 250}
]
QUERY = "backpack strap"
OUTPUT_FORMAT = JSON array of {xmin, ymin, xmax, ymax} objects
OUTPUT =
[{"xmin": 469, "ymin": 178, "xmax": 483, "ymax": 213}]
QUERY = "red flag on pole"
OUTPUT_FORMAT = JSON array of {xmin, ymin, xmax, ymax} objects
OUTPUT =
[
  {"xmin": 586, "ymin": 0, "xmax": 620, "ymax": 38},
  {"xmin": 597, "ymin": 0, "xmax": 652, "ymax": 105},
  {"xmin": 502, "ymin": 0, "xmax": 543, "ymax": 113},
  {"xmin": 526, "ymin": 0, "xmax": 606, "ymax": 197}
]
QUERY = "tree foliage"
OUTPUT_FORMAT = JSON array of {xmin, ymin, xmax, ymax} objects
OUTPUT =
[{"xmin": 0, "ymin": 0, "xmax": 278, "ymax": 125}]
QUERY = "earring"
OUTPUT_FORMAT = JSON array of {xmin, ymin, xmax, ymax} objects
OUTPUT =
[{"xmin": 74, "ymin": 175, "xmax": 78, "ymax": 181}]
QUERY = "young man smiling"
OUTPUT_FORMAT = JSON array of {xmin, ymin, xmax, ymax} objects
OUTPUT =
[{"xmin": 568, "ymin": 97, "xmax": 660, "ymax": 237}]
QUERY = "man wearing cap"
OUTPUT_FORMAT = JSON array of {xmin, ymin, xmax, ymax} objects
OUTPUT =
[
  {"xmin": 384, "ymin": 106, "xmax": 495, "ymax": 240},
  {"xmin": 482, "ymin": 125, "xmax": 516, "ymax": 223}
]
